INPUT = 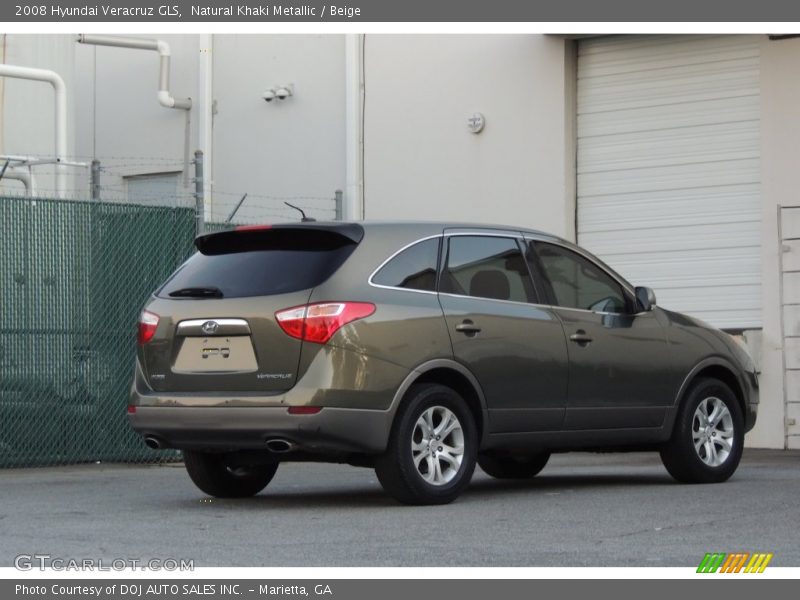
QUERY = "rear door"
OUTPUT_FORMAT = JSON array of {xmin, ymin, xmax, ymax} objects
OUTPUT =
[
  {"xmin": 139, "ymin": 225, "xmax": 361, "ymax": 394},
  {"xmin": 527, "ymin": 239, "xmax": 673, "ymax": 430},
  {"xmin": 438, "ymin": 232, "xmax": 569, "ymax": 433}
]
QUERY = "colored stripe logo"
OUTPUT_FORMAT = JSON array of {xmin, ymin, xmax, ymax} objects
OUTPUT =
[{"xmin": 697, "ymin": 553, "xmax": 773, "ymax": 573}]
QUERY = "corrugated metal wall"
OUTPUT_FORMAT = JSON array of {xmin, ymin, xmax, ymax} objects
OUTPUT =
[{"xmin": 577, "ymin": 35, "xmax": 761, "ymax": 329}]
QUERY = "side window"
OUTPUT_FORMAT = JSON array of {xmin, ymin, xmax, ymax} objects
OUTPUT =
[
  {"xmin": 441, "ymin": 236, "xmax": 536, "ymax": 303},
  {"xmin": 372, "ymin": 238, "xmax": 440, "ymax": 292},
  {"xmin": 533, "ymin": 242, "xmax": 628, "ymax": 313}
]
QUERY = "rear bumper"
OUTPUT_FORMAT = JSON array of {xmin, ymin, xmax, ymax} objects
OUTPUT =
[
  {"xmin": 128, "ymin": 343, "xmax": 411, "ymax": 454},
  {"xmin": 128, "ymin": 405, "xmax": 393, "ymax": 455}
]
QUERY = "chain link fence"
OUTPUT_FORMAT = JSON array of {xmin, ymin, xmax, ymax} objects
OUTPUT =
[
  {"xmin": 0, "ymin": 195, "xmax": 196, "ymax": 467},
  {"xmin": 1, "ymin": 164, "xmax": 340, "ymax": 469}
]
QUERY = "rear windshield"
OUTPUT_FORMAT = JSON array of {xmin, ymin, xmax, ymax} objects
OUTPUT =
[{"xmin": 158, "ymin": 229, "xmax": 358, "ymax": 299}]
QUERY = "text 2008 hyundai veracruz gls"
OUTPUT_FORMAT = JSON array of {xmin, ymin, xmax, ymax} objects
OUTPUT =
[{"xmin": 129, "ymin": 222, "xmax": 758, "ymax": 505}]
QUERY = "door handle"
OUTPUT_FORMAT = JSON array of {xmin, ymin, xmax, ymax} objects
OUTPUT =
[
  {"xmin": 569, "ymin": 330, "xmax": 593, "ymax": 345},
  {"xmin": 455, "ymin": 320, "xmax": 482, "ymax": 335}
]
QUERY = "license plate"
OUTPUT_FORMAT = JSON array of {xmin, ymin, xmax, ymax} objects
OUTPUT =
[{"xmin": 173, "ymin": 336, "xmax": 258, "ymax": 373}]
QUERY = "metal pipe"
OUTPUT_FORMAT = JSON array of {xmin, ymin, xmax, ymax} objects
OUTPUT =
[
  {"xmin": 0, "ymin": 154, "xmax": 87, "ymax": 167},
  {"xmin": 197, "ymin": 34, "xmax": 214, "ymax": 211},
  {"xmin": 0, "ymin": 64, "xmax": 67, "ymax": 197},
  {"xmin": 265, "ymin": 439, "xmax": 295, "ymax": 453},
  {"xmin": 144, "ymin": 436, "xmax": 163, "ymax": 450},
  {"xmin": 77, "ymin": 34, "xmax": 192, "ymax": 110},
  {"xmin": 3, "ymin": 167, "xmax": 35, "ymax": 196},
  {"xmin": 344, "ymin": 34, "xmax": 365, "ymax": 220}
]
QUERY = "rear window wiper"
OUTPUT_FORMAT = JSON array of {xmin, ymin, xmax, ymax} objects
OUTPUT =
[{"xmin": 168, "ymin": 287, "xmax": 224, "ymax": 298}]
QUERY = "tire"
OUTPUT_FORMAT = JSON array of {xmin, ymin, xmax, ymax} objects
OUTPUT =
[
  {"xmin": 478, "ymin": 451, "xmax": 550, "ymax": 479},
  {"xmin": 660, "ymin": 377, "xmax": 744, "ymax": 484},
  {"xmin": 375, "ymin": 383, "xmax": 478, "ymax": 505},
  {"xmin": 183, "ymin": 450, "xmax": 279, "ymax": 498}
]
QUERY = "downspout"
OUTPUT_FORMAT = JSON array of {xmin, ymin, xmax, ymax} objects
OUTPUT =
[
  {"xmin": 0, "ymin": 34, "xmax": 6, "ymax": 158},
  {"xmin": 76, "ymin": 34, "xmax": 192, "ymax": 183},
  {"xmin": 0, "ymin": 64, "xmax": 67, "ymax": 197},
  {"xmin": 344, "ymin": 34, "xmax": 365, "ymax": 220},
  {"xmin": 197, "ymin": 34, "xmax": 214, "ymax": 221}
]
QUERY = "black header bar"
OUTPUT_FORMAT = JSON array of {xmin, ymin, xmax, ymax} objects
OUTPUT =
[{"xmin": 4, "ymin": 0, "xmax": 800, "ymax": 23}]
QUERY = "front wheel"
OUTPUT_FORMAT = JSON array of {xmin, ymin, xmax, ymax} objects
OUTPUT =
[
  {"xmin": 375, "ymin": 384, "xmax": 477, "ymax": 505},
  {"xmin": 183, "ymin": 450, "xmax": 279, "ymax": 498},
  {"xmin": 660, "ymin": 377, "xmax": 744, "ymax": 484}
]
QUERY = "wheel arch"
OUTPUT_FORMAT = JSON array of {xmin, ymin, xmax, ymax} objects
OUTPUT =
[
  {"xmin": 389, "ymin": 359, "xmax": 489, "ymax": 446},
  {"xmin": 669, "ymin": 358, "xmax": 747, "ymax": 432}
]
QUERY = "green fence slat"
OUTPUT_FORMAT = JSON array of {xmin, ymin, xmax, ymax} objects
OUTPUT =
[{"xmin": 0, "ymin": 196, "xmax": 195, "ymax": 468}]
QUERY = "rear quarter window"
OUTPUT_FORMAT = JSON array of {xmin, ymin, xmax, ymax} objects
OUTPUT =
[{"xmin": 371, "ymin": 237, "xmax": 440, "ymax": 292}]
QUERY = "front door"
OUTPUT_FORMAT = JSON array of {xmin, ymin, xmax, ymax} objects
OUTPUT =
[
  {"xmin": 528, "ymin": 240, "xmax": 674, "ymax": 430},
  {"xmin": 438, "ymin": 233, "xmax": 569, "ymax": 433}
]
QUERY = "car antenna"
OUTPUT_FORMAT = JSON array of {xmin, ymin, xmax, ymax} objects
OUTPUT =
[
  {"xmin": 225, "ymin": 193, "xmax": 248, "ymax": 223},
  {"xmin": 284, "ymin": 201, "xmax": 316, "ymax": 222}
]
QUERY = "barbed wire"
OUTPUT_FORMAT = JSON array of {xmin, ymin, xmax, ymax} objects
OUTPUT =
[
  {"xmin": 0, "ymin": 191, "xmax": 338, "ymax": 221},
  {"xmin": 2, "ymin": 152, "xmax": 186, "ymax": 163},
  {"xmin": 1, "ymin": 152, "xmax": 341, "ymax": 225},
  {"xmin": 209, "ymin": 189, "xmax": 336, "ymax": 202}
]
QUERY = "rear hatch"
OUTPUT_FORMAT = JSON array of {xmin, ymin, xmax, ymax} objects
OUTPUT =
[{"xmin": 138, "ymin": 224, "xmax": 363, "ymax": 393}]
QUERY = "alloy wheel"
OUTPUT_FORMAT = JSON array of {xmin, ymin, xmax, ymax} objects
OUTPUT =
[
  {"xmin": 411, "ymin": 405, "xmax": 465, "ymax": 485},
  {"xmin": 692, "ymin": 396, "xmax": 735, "ymax": 467}
]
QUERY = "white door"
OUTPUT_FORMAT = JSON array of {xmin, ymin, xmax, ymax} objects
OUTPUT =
[{"xmin": 576, "ymin": 35, "xmax": 761, "ymax": 329}]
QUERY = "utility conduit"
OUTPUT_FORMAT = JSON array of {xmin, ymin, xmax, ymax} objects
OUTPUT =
[
  {"xmin": 77, "ymin": 34, "xmax": 192, "ymax": 110},
  {"xmin": 0, "ymin": 64, "xmax": 67, "ymax": 197},
  {"xmin": 77, "ymin": 34, "xmax": 193, "ymax": 185},
  {"xmin": 4, "ymin": 167, "xmax": 35, "ymax": 196}
]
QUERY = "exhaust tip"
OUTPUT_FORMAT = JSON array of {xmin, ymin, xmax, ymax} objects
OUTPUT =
[
  {"xmin": 144, "ymin": 436, "xmax": 162, "ymax": 450},
  {"xmin": 265, "ymin": 439, "xmax": 295, "ymax": 453}
]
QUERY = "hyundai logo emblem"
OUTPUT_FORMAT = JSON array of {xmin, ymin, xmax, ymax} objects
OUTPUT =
[{"xmin": 201, "ymin": 320, "xmax": 219, "ymax": 335}]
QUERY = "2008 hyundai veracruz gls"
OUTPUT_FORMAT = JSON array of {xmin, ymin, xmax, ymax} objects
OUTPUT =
[{"xmin": 129, "ymin": 222, "xmax": 758, "ymax": 505}]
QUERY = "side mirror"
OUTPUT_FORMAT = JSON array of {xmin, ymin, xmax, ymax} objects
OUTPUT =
[{"xmin": 635, "ymin": 286, "xmax": 657, "ymax": 312}]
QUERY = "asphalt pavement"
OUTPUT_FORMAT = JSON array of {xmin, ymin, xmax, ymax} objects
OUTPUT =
[{"xmin": 1, "ymin": 449, "xmax": 798, "ymax": 567}]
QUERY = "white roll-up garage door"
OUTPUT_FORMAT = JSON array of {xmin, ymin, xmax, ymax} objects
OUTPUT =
[{"xmin": 576, "ymin": 35, "xmax": 761, "ymax": 329}]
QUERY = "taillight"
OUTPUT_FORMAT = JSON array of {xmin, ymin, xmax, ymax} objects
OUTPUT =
[
  {"xmin": 275, "ymin": 302, "xmax": 375, "ymax": 344},
  {"xmin": 288, "ymin": 406, "xmax": 322, "ymax": 415},
  {"xmin": 137, "ymin": 310, "xmax": 160, "ymax": 345}
]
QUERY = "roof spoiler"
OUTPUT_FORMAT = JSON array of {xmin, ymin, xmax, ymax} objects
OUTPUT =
[{"xmin": 194, "ymin": 222, "xmax": 365, "ymax": 255}]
